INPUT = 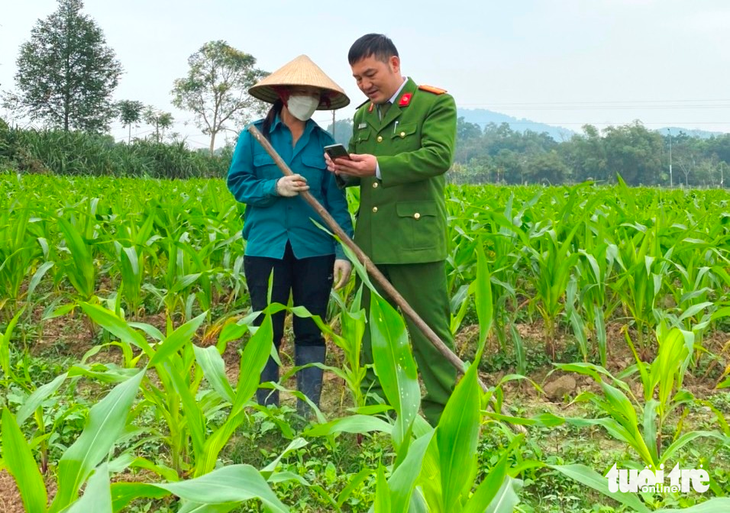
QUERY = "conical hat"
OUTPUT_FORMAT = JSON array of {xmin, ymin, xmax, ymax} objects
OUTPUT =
[{"xmin": 249, "ymin": 55, "xmax": 350, "ymax": 110}]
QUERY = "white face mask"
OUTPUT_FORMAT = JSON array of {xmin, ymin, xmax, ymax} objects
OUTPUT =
[{"xmin": 287, "ymin": 94, "xmax": 320, "ymax": 121}]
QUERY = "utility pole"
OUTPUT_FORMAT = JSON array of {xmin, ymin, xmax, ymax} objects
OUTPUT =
[
  {"xmin": 332, "ymin": 110, "xmax": 336, "ymax": 139},
  {"xmin": 668, "ymin": 128, "xmax": 673, "ymax": 187}
]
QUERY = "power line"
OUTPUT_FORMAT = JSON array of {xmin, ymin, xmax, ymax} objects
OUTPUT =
[
  {"xmin": 459, "ymin": 98, "xmax": 730, "ymax": 107},
  {"xmin": 486, "ymin": 121, "xmax": 730, "ymax": 126},
  {"xmin": 459, "ymin": 104, "xmax": 730, "ymax": 111}
]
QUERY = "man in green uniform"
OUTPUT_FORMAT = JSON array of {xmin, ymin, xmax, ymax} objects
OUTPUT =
[{"xmin": 325, "ymin": 33, "xmax": 457, "ymax": 425}]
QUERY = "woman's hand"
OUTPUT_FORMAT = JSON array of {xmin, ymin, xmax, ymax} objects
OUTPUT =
[
  {"xmin": 333, "ymin": 259, "xmax": 352, "ymax": 290},
  {"xmin": 276, "ymin": 174, "xmax": 309, "ymax": 197}
]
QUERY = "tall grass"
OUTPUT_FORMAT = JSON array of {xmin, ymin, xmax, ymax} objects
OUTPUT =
[{"xmin": 0, "ymin": 126, "xmax": 230, "ymax": 178}]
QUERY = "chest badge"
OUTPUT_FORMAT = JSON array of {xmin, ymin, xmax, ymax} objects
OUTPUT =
[{"xmin": 358, "ymin": 123, "xmax": 367, "ymax": 129}]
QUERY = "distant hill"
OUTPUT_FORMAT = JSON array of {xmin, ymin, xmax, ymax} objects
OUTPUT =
[
  {"xmin": 655, "ymin": 127, "xmax": 725, "ymax": 139},
  {"xmin": 458, "ymin": 108, "xmax": 575, "ymax": 142}
]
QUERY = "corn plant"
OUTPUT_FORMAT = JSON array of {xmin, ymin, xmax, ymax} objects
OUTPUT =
[
  {"xmin": 0, "ymin": 203, "xmax": 45, "ymax": 315},
  {"xmin": 556, "ymin": 324, "xmax": 728, "ymax": 469},
  {"xmin": 79, "ymin": 301, "xmax": 280, "ymax": 478},
  {"xmin": 328, "ymin": 287, "xmax": 369, "ymax": 407},
  {"xmin": 575, "ymin": 238, "xmax": 620, "ymax": 366},
  {"xmin": 1, "ymin": 368, "xmax": 145, "ymax": 513}
]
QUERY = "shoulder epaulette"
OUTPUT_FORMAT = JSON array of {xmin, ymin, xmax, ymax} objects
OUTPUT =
[
  {"xmin": 355, "ymin": 99, "xmax": 370, "ymax": 110},
  {"xmin": 418, "ymin": 84, "xmax": 447, "ymax": 95}
]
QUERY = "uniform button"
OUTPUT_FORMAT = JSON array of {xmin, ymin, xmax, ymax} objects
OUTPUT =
[
  {"xmin": 372, "ymin": 206, "xmax": 378, "ymax": 213},
  {"xmin": 377, "ymin": 136, "xmax": 383, "ymax": 142},
  {"xmin": 414, "ymin": 213, "xmax": 421, "ymax": 220},
  {"xmin": 400, "ymin": 132, "xmax": 406, "ymax": 138},
  {"xmin": 372, "ymin": 182, "xmax": 379, "ymax": 188}
]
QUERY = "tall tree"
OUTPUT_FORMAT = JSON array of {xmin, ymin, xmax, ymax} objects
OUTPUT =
[
  {"xmin": 117, "ymin": 100, "xmax": 144, "ymax": 143},
  {"xmin": 525, "ymin": 150, "xmax": 569, "ymax": 185},
  {"xmin": 13, "ymin": 0, "xmax": 122, "ymax": 132},
  {"xmin": 171, "ymin": 40, "xmax": 267, "ymax": 155},
  {"xmin": 603, "ymin": 122, "xmax": 663, "ymax": 186},
  {"xmin": 144, "ymin": 106, "xmax": 174, "ymax": 143}
]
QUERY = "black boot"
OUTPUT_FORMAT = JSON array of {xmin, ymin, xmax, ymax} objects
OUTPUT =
[
  {"xmin": 256, "ymin": 356, "xmax": 279, "ymax": 407},
  {"xmin": 295, "ymin": 346, "xmax": 326, "ymax": 417}
]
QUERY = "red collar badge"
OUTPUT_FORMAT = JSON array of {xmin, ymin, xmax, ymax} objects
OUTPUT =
[{"xmin": 398, "ymin": 93, "xmax": 413, "ymax": 107}]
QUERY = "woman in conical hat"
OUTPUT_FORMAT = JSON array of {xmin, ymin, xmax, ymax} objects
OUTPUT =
[{"xmin": 227, "ymin": 55, "xmax": 353, "ymax": 416}]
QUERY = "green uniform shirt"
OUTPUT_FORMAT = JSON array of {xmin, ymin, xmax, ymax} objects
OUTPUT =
[{"xmin": 346, "ymin": 77, "xmax": 457, "ymax": 265}]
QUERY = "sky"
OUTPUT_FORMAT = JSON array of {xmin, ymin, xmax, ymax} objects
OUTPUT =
[{"xmin": 1, "ymin": 0, "xmax": 730, "ymax": 149}]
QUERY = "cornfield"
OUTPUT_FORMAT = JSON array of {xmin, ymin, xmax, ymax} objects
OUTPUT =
[{"xmin": 0, "ymin": 171, "xmax": 729, "ymax": 512}]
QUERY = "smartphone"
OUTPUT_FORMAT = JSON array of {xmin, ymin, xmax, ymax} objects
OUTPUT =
[{"xmin": 324, "ymin": 143, "xmax": 351, "ymax": 160}]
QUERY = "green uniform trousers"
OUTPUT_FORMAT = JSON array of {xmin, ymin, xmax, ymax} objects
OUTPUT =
[{"xmin": 361, "ymin": 260, "xmax": 457, "ymax": 426}]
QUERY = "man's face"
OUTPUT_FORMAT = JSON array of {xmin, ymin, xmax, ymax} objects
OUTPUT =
[{"xmin": 350, "ymin": 55, "xmax": 401, "ymax": 105}]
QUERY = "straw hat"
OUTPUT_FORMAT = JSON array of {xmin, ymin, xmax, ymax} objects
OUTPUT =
[{"xmin": 248, "ymin": 55, "xmax": 350, "ymax": 110}]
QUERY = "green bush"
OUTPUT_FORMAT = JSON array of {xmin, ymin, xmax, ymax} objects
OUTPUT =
[{"xmin": 0, "ymin": 126, "xmax": 231, "ymax": 178}]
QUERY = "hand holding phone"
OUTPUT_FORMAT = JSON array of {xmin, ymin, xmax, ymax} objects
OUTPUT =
[{"xmin": 324, "ymin": 143, "xmax": 351, "ymax": 161}]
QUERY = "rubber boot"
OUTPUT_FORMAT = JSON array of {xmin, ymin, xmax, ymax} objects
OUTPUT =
[
  {"xmin": 295, "ymin": 345, "xmax": 326, "ymax": 417},
  {"xmin": 256, "ymin": 356, "xmax": 279, "ymax": 407}
]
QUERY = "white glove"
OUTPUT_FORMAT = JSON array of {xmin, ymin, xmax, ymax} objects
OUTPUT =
[
  {"xmin": 333, "ymin": 259, "xmax": 352, "ymax": 290},
  {"xmin": 276, "ymin": 174, "xmax": 309, "ymax": 197}
]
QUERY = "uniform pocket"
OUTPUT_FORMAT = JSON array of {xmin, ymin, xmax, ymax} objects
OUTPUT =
[
  {"xmin": 390, "ymin": 123, "xmax": 417, "ymax": 140},
  {"xmin": 253, "ymin": 152, "xmax": 278, "ymax": 178},
  {"xmin": 395, "ymin": 201, "xmax": 440, "ymax": 250},
  {"xmin": 389, "ymin": 123, "xmax": 419, "ymax": 151},
  {"xmin": 300, "ymin": 154, "xmax": 328, "ymax": 200},
  {"xmin": 355, "ymin": 130, "xmax": 371, "ymax": 144},
  {"xmin": 301, "ymin": 154, "xmax": 327, "ymax": 170}
]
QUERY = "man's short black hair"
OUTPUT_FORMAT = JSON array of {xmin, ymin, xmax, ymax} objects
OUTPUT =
[{"xmin": 348, "ymin": 34, "xmax": 399, "ymax": 65}]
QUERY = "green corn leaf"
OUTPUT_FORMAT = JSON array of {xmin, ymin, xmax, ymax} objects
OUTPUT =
[
  {"xmin": 0, "ymin": 307, "xmax": 25, "ymax": 381},
  {"xmin": 436, "ymin": 356, "xmax": 481, "ymax": 512},
  {"xmin": 193, "ymin": 344, "xmax": 235, "ymax": 403},
  {"xmin": 369, "ymin": 294, "xmax": 420, "ymax": 449},
  {"xmin": 463, "ymin": 437, "xmax": 521, "ymax": 513},
  {"xmin": 261, "ymin": 438, "xmax": 309, "ymax": 475},
  {"xmin": 374, "ymin": 465, "xmax": 392, "ymax": 513},
  {"xmin": 388, "ymin": 430, "xmax": 435, "ymax": 512},
  {"xmin": 80, "ymin": 303, "xmax": 153, "ymax": 358},
  {"xmin": 111, "ymin": 482, "xmax": 170, "ymax": 512},
  {"xmin": 164, "ymin": 360, "xmax": 206, "ymax": 464},
  {"xmin": 483, "ymin": 476, "xmax": 523, "ymax": 513},
  {"xmin": 58, "ymin": 216, "xmax": 95, "ymax": 299},
  {"xmin": 1, "ymin": 407, "xmax": 48, "ymax": 513},
  {"xmin": 64, "ymin": 464, "xmax": 112, "ymax": 513},
  {"xmin": 149, "ymin": 311, "xmax": 207, "ymax": 366},
  {"xmin": 16, "ymin": 372, "xmax": 68, "ymax": 425},
  {"xmin": 336, "ymin": 468, "xmax": 373, "ymax": 508},
  {"xmin": 475, "ymin": 242, "xmax": 493, "ymax": 351},
  {"xmin": 550, "ymin": 464, "xmax": 650, "ymax": 513},
  {"xmin": 27, "ymin": 261, "xmax": 54, "ymax": 304},
  {"xmin": 303, "ymin": 415, "xmax": 393, "ymax": 437},
  {"xmin": 177, "ymin": 502, "xmax": 238, "ymax": 513},
  {"xmin": 50, "ymin": 368, "xmax": 145, "ymax": 512},
  {"xmin": 154, "ymin": 465, "xmax": 288, "ymax": 512},
  {"xmin": 660, "ymin": 431, "xmax": 728, "ymax": 465}
]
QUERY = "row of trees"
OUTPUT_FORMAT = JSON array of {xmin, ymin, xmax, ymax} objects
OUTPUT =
[
  {"xmin": 2, "ymin": 0, "xmax": 267, "ymax": 154},
  {"xmin": 4, "ymin": 0, "xmax": 729, "ymax": 185},
  {"xmin": 451, "ymin": 119, "xmax": 730, "ymax": 187}
]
